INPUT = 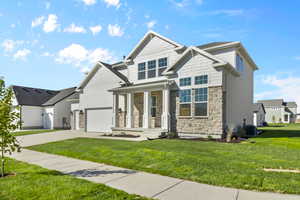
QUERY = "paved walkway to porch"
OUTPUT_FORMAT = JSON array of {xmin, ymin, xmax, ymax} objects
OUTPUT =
[{"xmin": 9, "ymin": 131, "xmax": 300, "ymax": 200}]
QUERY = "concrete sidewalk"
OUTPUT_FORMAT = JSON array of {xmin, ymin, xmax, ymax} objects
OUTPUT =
[{"xmin": 9, "ymin": 149, "xmax": 300, "ymax": 200}]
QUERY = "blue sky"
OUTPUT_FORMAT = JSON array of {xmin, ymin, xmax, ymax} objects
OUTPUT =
[{"xmin": 1, "ymin": 0, "xmax": 300, "ymax": 108}]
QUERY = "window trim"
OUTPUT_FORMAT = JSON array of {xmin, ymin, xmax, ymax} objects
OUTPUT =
[
  {"xmin": 179, "ymin": 89, "xmax": 192, "ymax": 117},
  {"xmin": 138, "ymin": 62, "xmax": 146, "ymax": 80},
  {"xmin": 179, "ymin": 77, "xmax": 192, "ymax": 87},
  {"xmin": 236, "ymin": 53, "xmax": 245, "ymax": 73},
  {"xmin": 195, "ymin": 75, "xmax": 208, "ymax": 85},
  {"xmin": 158, "ymin": 57, "xmax": 168, "ymax": 76},
  {"xmin": 194, "ymin": 87, "xmax": 209, "ymax": 117}
]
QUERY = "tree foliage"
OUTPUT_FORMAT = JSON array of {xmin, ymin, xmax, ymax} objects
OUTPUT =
[{"xmin": 0, "ymin": 79, "xmax": 21, "ymax": 177}]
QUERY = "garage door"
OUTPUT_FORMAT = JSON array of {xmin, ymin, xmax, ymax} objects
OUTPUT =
[{"xmin": 86, "ymin": 108, "xmax": 113, "ymax": 132}]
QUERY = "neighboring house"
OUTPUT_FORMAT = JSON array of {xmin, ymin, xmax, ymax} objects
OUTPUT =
[
  {"xmin": 253, "ymin": 103, "xmax": 266, "ymax": 127},
  {"xmin": 12, "ymin": 85, "xmax": 77, "ymax": 129},
  {"xmin": 73, "ymin": 31, "xmax": 258, "ymax": 138},
  {"xmin": 257, "ymin": 99, "xmax": 297, "ymax": 123}
]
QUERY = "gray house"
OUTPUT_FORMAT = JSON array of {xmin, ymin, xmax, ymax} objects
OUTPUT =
[
  {"xmin": 73, "ymin": 31, "xmax": 258, "ymax": 138},
  {"xmin": 253, "ymin": 103, "xmax": 266, "ymax": 127},
  {"xmin": 257, "ymin": 99, "xmax": 297, "ymax": 124}
]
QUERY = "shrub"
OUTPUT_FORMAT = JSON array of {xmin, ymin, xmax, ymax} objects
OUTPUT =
[
  {"xmin": 244, "ymin": 125, "xmax": 257, "ymax": 136},
  {"xmin": 235, "ymin": 126, "xmax": 247, "ymax": 138},
  {"xmin": 262, "ymin": 121, "xmax": 268, "ymax": 127}
]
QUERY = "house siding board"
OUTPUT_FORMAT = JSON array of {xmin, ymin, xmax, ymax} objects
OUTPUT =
[
  {"xmin": 173, "ymin": 51, "xmax": 223, "ymax": 87},
  {"xmin": 225, "ymin": 50, "xmax": 254, "ymax": 128}
]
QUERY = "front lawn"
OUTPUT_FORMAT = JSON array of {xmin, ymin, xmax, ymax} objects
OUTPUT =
[
  {"xmin": 13, "ymin": 129, "xmax": 58, "ymax": 136},
  {"xmin": 0, "ymin": 158, "xmax": 149, "ymax": 200},
  {"xmin": 28, "ymin": 124, "xmax": 300, "ymax": 194}
]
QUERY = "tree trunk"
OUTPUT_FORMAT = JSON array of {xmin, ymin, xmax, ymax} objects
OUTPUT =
[{"xmin": 1, "ymin": 135, "xmax": 4, "ymax": 177}]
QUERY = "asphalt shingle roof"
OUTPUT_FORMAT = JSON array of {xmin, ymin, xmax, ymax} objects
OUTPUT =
[
  {"xmin": 257, "ymin": 99, "xmax": 284, "ymax": 107},
  {"xmin": 12, "ymin": 85, "xmax": 76, "ymax": 107}
]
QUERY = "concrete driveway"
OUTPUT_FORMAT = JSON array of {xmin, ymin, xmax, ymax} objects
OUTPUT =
[{"xmin": 11, "ymin": 130, "xmax": 300, "ymax": 200}]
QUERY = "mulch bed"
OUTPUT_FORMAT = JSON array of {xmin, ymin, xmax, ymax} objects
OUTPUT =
[
  {"xmin": 0, "ymin": 172, "xmax": 16, "ymax": 178},
  {"xmin": 102, "ymin": 133, "xmax": 140, "ymax": 138}
]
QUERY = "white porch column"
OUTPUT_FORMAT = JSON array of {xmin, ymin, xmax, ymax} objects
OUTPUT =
[
  {"xmin": 126, "ymin": 93, "xmax": 133, "ymax": 128},
  {"xmin": 162, "ymin": 88, "xmax": 170, "ymax": 130},
  {"xmin": 143, "ymin": 91, "xmax": 150, "ymax": 128},
  {"xmin": 112, "ymin": 93, "xmax": 119, "ymax": 128}
]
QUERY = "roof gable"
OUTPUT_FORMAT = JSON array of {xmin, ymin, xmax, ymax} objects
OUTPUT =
[
  {"xmin": 163, "ymin": 46, "xmax": 239, "ymax": 76},
  {"xmin": 125, "ymin": 31, "xmax": 183, "ymax": 60},
  {"xmin": 77, "ymin": 62, "xmax": 130, "ymax": 90},
  {"xmin": 42, "ymin": 87, "xmax": 76, "ymax": 106}
]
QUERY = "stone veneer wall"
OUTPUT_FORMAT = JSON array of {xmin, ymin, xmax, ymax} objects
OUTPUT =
[
  {"xmin": 149, "ymin": 91, "xmax": 162, "ymax": 128},
  {"xmin": 170, "ymin": 86, "xmax": 224, "ymax": 138},
  {"xmin": 133, "ymin": 93, "xmax": 143, "ymax": 128},
  {"xmin": 79, "ymin": 112, "xmax": 85, "ymax": 130},
  {"xmin": 117, "ymin": 111, "xmax": 126, "ymax": 128}
]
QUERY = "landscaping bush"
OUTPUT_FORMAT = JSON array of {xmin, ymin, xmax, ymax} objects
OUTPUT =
[
  {"xmin": 235, "ymin": 126, "xmax": 247, "ymax": 138},
  {"xmin": 244, "ymin": 125, "xmax": 257, "ymax": 136},
  {"xmin": 262, "ymin": 121, "xmax": 268, "ymax": 127}
]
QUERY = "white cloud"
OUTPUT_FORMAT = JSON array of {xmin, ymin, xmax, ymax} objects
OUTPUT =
[
  {"xmin": 108, "ymin": 24, "xmax": 124, "ymax": 37},
  {"xmin": 45, "ymin": 1, "xmax": 51, "ymax": 9},
  {"xmin": 2, "ymin": 39, "xmax": 24, "ymax": 52},
  {"xmin": 0, "ymin": 13, "xmax": 3, "ymax": 17},
  {"xmin": 31, "ymin": 16, "xmax": 45, "ymax": 28},
  {"xmin": 103, "ymin": 0, "xmax": 120, "ymax": 8},
  {"xmin": 165, "ymin": 25, "xmax": 170, "ymax": 30},
  {"xmin": 43, "ymin": 14, "xmax": 59, "ymax": 33},
  {"xmin": 89, "ymin": 25, "xmax": 102, "ymax": 35},
  {"xmin": 55, "ymin": 44, "xmax": 115, "ymax": 72},
  {"xmin": 64, "ymin": 23, "xmax": 87, "ymax": 33},
  {"xmin": 80, "ymin": 67, "xmax": 91, "ymax": 74},
  {"xmin": 13, "ymin": 49, "xmax": 31, "ymax": 60},
  {"xmin": 10, "ymin": 24, "xmax": 16, "ymax": 28},
  {"xmin": 208, "ymin": 9, "xmax": 244, "ymax": 17},
  {"xmin": 41, "ymin": 52, "xmax": 53, "ymax": 57},
  {"xmin": 257, "ymin": 74, "xmax": 300, "ymax": 112},
  {"xmin": 170, "ymin": 0, "xmax": 189, "ymax": 8},
  {"xmin": 295, "ymin": 56, "xmax": 300, "ymax": 60},
  {"xmin": 146, "ymin": 20, "xmax": 156, "ymax": 29},
  {"xmin": 82, "ymin": 0, "xmax": 96, "ymax": 5}
]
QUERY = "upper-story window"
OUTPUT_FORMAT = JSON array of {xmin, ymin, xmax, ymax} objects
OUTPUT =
[
  {"xmin": 138, "ymin": 62, "xmax": 146, "ymax": 80},
  {"xmin": 158, "ymin": 57, "xmax": 168, "ymax": 76},
  {"xmin": 179, "ymin": 77, "xmax": 191, "ymax": 87},
  {"xmin": 147, "ymin": 60, "xmax": 157, "ymax": 78},
  {"xmin": 195, "ymin": 75, "xmax": 208, "ymax": 85},
  {"xmin": 236, "ymin": 54, "xmax": 244, "ymax": 73}
]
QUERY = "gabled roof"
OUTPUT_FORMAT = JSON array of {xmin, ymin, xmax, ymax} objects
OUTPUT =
[
  {"xmin": 162, "ymin": 46, "xmax": 239, "ymax": 76},
  {"xmin": 77, "ymin": 62, "xmax": 130, "ymax": 90},
  {"xmin": 12, "ymin": 85, "xmax": 59, "ymax": 106},
  {"xmin": 287, "ymin": 102, "xmax": 297, "ymax": 108},
  {"xmin": 125, "ymin": 30, "xmax": 184, "ymax": 61},
  {"xmin": 43, "ymin": 87, "xmax": 77, "ymax": 106},
  {"xmin": 12, "ymin": 85, "xmax": 77, "ymax": 107},
  {"xmin": 197, "ymin": 42, "xmax": 233, "ymax": 50},
  {"xmin": 253, "ymin": 103, "xmax": 266, "ymax": 114},
  {"xmin": 257, "ymin": 99, "xmax": 284, "ymax": 107}
]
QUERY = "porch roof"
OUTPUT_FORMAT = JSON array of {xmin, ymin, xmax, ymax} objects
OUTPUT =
[{"xmin": 108, "ymin": 80, "xmax": 174, "ymax": 92}]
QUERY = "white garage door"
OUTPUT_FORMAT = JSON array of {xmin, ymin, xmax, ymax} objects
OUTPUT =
[{"xmin": 86, "ymin": 108, "xmax": 113, "ymax": 132}]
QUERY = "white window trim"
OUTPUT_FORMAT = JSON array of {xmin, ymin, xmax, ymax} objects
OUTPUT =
[
  {"xmin": 179, "ymin": 89, "xmax": 192, "ymax": 117},
  {"xmin": 194, "ymin": 87, "xmax": 209, "ymax": 118},
  {"xmin": 138, "ymin": 62, "xmax": 146, "ymax": 80}
]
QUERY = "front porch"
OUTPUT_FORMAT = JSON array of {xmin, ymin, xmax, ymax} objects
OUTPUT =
[{"xmin": 111, "ymin": 81, "xmax": 172, "ymax": 134}]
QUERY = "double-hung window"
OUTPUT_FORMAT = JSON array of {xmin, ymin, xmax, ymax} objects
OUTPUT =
[
  {"xmin": 179, "ymin": 77, "xmax": 191, "ymax": 87},
  {"xmin": 158, "ymin": 57, "xmax": 168, "ymax": 76},
  {"xmin": 151, "ymin": 96, "xmax": 157, "ymax": 117},
  {"xmin": 179, "ymin": 89, "xmax": 191, "ymax": 116},
  {"xmin": 138, "ymin": 62, "xmax": 146, "ymax": 80},
  {"xmin": 195, "ymin": 75, "xmax": 208, "ymax": 85},
  {"xmin": 194, "ymin": 88, "xmax": 208, "ymax": 116},
  {"xmin": 147, "ymin": 60, "xmax": 157, "ymax": 78}
]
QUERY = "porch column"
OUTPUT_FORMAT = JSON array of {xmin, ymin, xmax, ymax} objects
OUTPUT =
[
  {"xmin": 126, "ymin": 92, "xmax": 133, "ymax": 128},
  {"xmin": 112, "ymin": 93, "xmax": 119, "ymax": 128},
  {"xmin": 143, "ymin": 91, "xmax": 150, "ymax": 128},
  {"xmin": 162, "ymin": 88, "xmax": 170, "ymax": 130}
]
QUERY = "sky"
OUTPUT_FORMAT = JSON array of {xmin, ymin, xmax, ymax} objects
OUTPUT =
[{"xmin": 1, "ymin": 0, "xmax": 300, "ymax": 110}]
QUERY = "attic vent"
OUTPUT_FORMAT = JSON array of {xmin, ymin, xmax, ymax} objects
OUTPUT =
[{"xmin": 22, "ymin": 88, "xmax": 30, "ymax": 92}]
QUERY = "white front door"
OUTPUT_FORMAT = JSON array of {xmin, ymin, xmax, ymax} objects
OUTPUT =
[
  {"xmin": 43, "ymin": 108, "xmax": 54, "ymax": 129},
  {"xmin": 86, "ymin": 108, "xmax": 113, "ymax": 132}
]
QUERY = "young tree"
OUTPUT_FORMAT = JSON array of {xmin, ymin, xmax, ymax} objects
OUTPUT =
[{"xmin": 0, "ymin": 79, "xmax": 21, "ymax": 177}]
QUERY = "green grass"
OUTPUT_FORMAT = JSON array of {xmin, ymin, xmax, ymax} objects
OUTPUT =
[
  {"xmin": 0, "ymin": 158, "xmax": 149, "ymax": 200},
  {"xmin": 28, "ymin": 124, "xmax": 300, "ymax": 194},
  {"xmin": 13, "ymin": 129, "xmax": 58, "ymax": 136}
]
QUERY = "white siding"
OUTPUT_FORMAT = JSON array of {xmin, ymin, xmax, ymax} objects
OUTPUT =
[
  {"xmin": 79, "ymin": 66, "xmax": 121, "ymax": 109},
  {"xmin": 21, "ymin": 106, "xmax": 43, "ymax": 128},
  {"xmin": 225, "ymin": 50, "xmax": 254, "ymax": 128},
  {"xmin": 174, "ymin": 51, "xmax": 223, "ymax": 87},
  {"xmin": 53, "ymin": 98, "xmax": 72, "ymax": 129}
]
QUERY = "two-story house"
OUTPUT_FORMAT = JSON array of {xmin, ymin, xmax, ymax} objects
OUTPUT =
[
  {"xmin": 257, "ymin": 99, "xmax": 297, "ymax": 124},
  {"xmin": 73, "ymin": 31, "xmax": 258, "ymax": 138}
]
